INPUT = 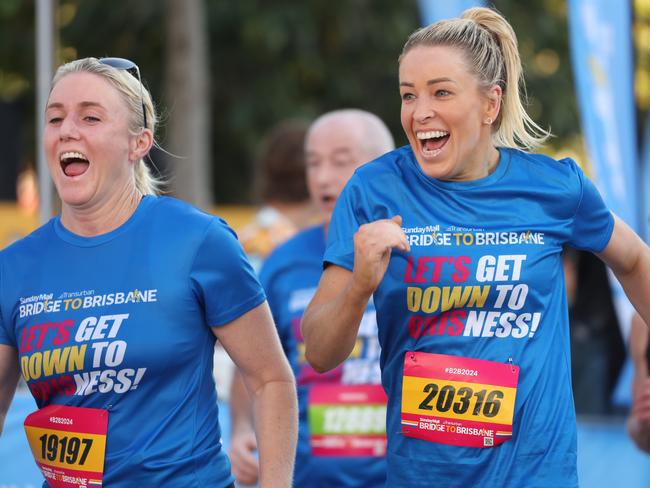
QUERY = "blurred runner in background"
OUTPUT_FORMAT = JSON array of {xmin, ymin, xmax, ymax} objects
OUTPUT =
[
  {"xmin": 239, "ymin": 118, "xmax": 320, "ymax": 273},
  {"xmin": 229, "ymin": 109, "xmax": 394, "ymax": 487},
  {"xmin": 214, "ymin": 118, "xmax": 319, "ymax": 408}
]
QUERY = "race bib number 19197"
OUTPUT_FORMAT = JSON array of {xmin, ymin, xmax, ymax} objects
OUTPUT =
[
  {"xmin": 401, "ymin": 352, "xmax": 519, "ymax": 448},
  {"xmin": 24, "ymin": 405, "xmax": 108, "ymax": 488}
]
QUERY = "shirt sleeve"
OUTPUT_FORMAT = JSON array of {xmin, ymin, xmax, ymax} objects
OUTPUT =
[
  {"xmin": 259, "ymin": 261, "xmax": 296, "ymax": 364},
  {"xmin": 0, "ymin": 318, "xmax": 10, "ymax": 346},
  {"xmin": 0, "ymin": 253, "xmax": 15, "ymax": 347},
  {"xmin": 566, "ymin": 159, "xmax": 615, "ymax": 253},
  {"xmin": 324, "ymin": 174, "xmax": 370, "ymax": 271},
  {"xmin": 190, "ymin": 218, "xmax": 266, "ymax": 327}
]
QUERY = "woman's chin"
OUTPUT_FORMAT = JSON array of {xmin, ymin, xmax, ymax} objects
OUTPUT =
[
  {"xmin": 57, "ymin": 189, "xmax": 94, "ymax": 209},
  {"xmin": 415, "ymin": 155, "xmax": 450, "ymax": 180}
]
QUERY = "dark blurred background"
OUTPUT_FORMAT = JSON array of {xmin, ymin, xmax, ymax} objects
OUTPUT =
[{"xmin": 4, "ymin": 0, "xmax": 634, "ymax": 205}]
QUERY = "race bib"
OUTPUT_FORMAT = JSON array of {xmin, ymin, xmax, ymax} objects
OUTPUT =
[
  {"xmin": 401, "ymin": 352, "xmax": 519, "ymax": 448},
  {"xmin": 308, "ymin": 384, "xmax": 387, "ymax": 457},
  {"xmin": 24, "ymin": 405, "xmax": 108, "ymax": 488}
]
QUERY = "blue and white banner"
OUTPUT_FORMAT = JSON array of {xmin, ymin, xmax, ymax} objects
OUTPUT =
[
  {"xmin": 568, "ymin": 0, "xmax": 640, "ymax": 409},
  {"xmin": 568, "ymin": 0, "xmax": 639, "ymax": 340},
  {"xmin": 417, "ymin": 0, "xmax": 485, "ymax": 26},
  {"xmin": 640, "ymin": 112, "xmax": 650, "ymax": 242}
]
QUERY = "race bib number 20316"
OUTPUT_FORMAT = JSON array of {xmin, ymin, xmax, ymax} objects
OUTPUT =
[{"xmin": 401, "ymin": 352, "xmax": 519, "ymax": 448}]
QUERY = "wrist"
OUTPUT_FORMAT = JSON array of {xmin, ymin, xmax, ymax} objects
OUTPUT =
[
  {"xmin": 628, "ymin": 415, "xmax": 650, "ymax": 452},
  {"xmin": 231, "ymin": 418, "xmax": 255, "ymax": 436}
]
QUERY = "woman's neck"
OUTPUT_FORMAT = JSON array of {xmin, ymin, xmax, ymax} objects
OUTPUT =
[
  {"xmin": 485, "ymin": 146, "xmax": 501, "ymax": 176},
  {"xmin": 60, "ymin": 187, "xmax": 143, "ymax": 237}
]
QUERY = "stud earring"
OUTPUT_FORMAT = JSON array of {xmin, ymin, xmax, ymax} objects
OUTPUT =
[{"xmin": 484, "ymin": 117, "xmax": 493, "ymax": 125}]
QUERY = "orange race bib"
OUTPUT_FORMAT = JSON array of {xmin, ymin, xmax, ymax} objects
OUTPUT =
[
  {"xmin": 24, "ymin": 405, "xmax": 108, "ymax": 488},
  {"xmin": 401, "ymin": 352, "xmax": 519, "ymax": 448},
  {"xmin": 308, "ymin": 384, "xmax": 387, "ymax": 457}
]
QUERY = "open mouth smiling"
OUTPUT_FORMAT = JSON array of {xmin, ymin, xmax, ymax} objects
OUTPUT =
[
  {"xmin": 60, "ymin": 151, "xmax": 90, "ymax": 177},
  {"xmin": 417, "ymin": 130, "xmax": 449, "ymax": 158}
]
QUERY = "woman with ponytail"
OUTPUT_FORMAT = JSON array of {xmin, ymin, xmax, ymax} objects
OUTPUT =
[{"xmin": 302, "ymin": 7, "xmax": 650, "ymax": 487}]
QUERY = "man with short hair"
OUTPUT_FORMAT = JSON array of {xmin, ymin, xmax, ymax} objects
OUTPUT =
[{"xmin": 229, "ymin": 109, "xmax": 395, "ymax": 487}]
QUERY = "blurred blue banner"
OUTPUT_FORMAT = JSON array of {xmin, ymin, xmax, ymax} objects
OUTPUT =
[
  {"xmin": 568, "ymin": 0, "xmax": 638, "ymax": 407},
  {"xmin": 568, "ymin": 0, "xmax": 639, "ymax": 311},
  {"xmin": 641, "ymin": 113, "xmax": 650, "ymax": 242},
  {"xmin": 417, "ymin": 0, "xmax": 485, "ymax": 25},
  {"xmin": 568, "ymin": 0, "xmax": 639, "ymax": 233}
]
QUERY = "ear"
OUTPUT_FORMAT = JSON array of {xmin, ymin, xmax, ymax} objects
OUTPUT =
[
  {"xmin": 484, "ymin": 84, "xmax": 502, "ymax": 124},
  {"xmin": 129, "ymin": 128, "xmax": 154, "ymax": 162}
]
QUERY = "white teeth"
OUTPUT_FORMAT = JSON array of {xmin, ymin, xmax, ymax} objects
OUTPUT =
[
  {"xmin": 60, "ymin": 151, "xmax": 88, "ymax": 162},
  {"xmin": 423, "ymin": 148, "xmax": 442, "ymax": 157},
  {"xmin": 417, "ymin": 130, "xmax": 448, "ymax": 140}
]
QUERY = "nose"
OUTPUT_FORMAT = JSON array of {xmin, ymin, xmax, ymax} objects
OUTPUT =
[
  {"xmin": 414, "ymin": 98, "xmax": 435, "ymax": 124},
  {"xmin": 58, "ymin": 115, "xmax": 80, "ymax": 141},
  {"xmin": 315, "ymin": 162, "xmax": 337, "ymax": 188}
]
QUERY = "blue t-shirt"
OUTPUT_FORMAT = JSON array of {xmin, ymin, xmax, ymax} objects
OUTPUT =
[
  {"xmin": 324, "ymin": 146, "xmax": 615, "ymax": 488},
  {"xmin": 260, "ymin": 225, "xmax": 386, "ymax": 488},
  {"xmin": 0, "ymin": 196, "xmax": 265, "ymax": 487}
]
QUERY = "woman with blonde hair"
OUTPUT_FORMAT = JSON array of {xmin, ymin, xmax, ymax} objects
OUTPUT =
[
  {"xmin": 302, "ymin": 8, "xmax": 650, "ymax": 487},
  {"xmin": 0, "ymin": 57, "xmax": 296, "ymax": 488}
]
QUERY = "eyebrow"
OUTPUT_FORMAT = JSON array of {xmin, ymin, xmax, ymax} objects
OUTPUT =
[
  {"xmin": 46, "ymin": 101, "xmax": 106, "ymax": 110},
  {"xmin": 399, "ymin": 77, "xmax": 454, "ymax": 87}
]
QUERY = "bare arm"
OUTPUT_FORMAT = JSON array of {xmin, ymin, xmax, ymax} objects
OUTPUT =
[
  {"xmin": 0, "ymin": 344, "xmax": 20, "ymax": 436},
  {"xmin": 214, "ymin": 302, "xmax": 296, "ymax": 488},
  {"xmin": 627, "ymin": 313, "xmax": 650, "ymax": 452},
  {"xmin": 598, "ymin": 217, "xmax": 650, "ymax": 452},
  {"xmin": 228, "ymin": 367, "xmax": 259, "ymax": 486},
  {"xmin": 302, "ymin": 216, "xmax": 410, "ymax": 372},
  {"xmin": 596, "ymin": 216, "xmax": 650, "ymax": 326},
  {"xmin": 302, "ymin": 265, "xmax": 373, "ymax": 372}
]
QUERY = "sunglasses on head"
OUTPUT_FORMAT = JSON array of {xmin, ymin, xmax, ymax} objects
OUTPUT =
[{"xmin": 98, "ymin": 57, "xmax": 148, "ymax": 129}]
